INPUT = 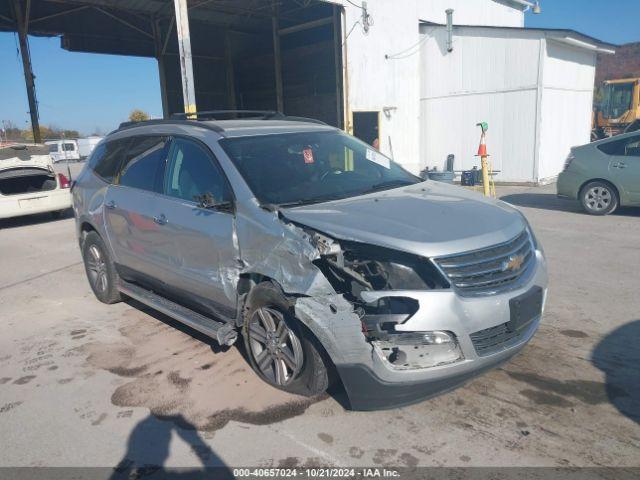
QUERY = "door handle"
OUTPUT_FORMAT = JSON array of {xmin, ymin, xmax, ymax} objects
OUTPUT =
[
  {"xmin": 153, "ymin": 214, "xmax": 168, "ymax": 225},
  {"xmin": 613, "ymin": 162, "xmax": 627, "ymax": 169},
  {"xmin": 105, "ymin": 200, "xmax": 116, "ymax": 209}
]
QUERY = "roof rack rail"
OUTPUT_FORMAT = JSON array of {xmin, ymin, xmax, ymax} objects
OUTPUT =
[
  {"xmin": 170, "ymin": 110, "xmax": 328, "ymax": 125},
  {"xmin": 113, "ymin": 119, "xmax": 224, "ymax": 134},
  {"xmin": 170, "ymin": 110, "xmax": 283, "ymax": 120}
]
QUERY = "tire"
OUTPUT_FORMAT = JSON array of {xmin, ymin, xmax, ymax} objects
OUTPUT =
[
  {"xmin": 580, "ymin": 181, "xmax": 619, "ymax": 216},
  {"xmin": 242, "ymin": 281, "xmax": 331, "ymax": 396},
  {"xmin": 82, "ymin": 231, "xmax": 122, "ymax": 304}
]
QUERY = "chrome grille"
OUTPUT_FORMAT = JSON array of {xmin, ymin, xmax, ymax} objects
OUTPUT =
[{"xmin": 434, "ymin": 229, "xmax": 534, "ymax": 295}]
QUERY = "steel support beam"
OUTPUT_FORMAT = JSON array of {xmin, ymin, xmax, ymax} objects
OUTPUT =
[
  {"xmin": 152, "ymin": 19, "xmax": 170, "ymax": 118},
  {"xmin": 272, "ymin": 4, "xmax": 283, "ymax": 113},
  {"xmin": 225, "ymin": 32, "xmax": 236, "ymax": 110},
  {"xmin": 173, "ymin": 0, "xmax": 196, "ymax": 115},
  {"xmin": 12, "ymin": 0, "xmax": 41, "ymax": 143}
]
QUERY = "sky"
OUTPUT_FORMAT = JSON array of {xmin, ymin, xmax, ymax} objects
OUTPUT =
[{"xmin": 1, "ymin": 0, "xmax": 639, "ymax": 135}]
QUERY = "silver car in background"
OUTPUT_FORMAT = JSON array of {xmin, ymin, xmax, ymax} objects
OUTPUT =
[{"xmin": 73, "ymin": 113, "xmax": 548, "ymax": 410}]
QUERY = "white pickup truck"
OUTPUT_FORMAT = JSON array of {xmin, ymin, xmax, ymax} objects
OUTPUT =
[{"xmin": 0, "ymin": 144, "xmax": 72, "ymax": 220}]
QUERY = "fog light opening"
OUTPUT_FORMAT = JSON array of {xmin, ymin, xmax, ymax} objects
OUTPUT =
[{"xmin": 373, "ymin": 331, "xmax": 463, "ymax": 370}]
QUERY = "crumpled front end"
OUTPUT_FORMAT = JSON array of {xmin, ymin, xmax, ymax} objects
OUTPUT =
[{"xmin": 235, "ymin": 206, "xmax": 548, "ymax": 410}]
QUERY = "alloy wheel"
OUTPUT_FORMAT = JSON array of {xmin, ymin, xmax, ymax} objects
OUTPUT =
[
  {"xmin": 247, "ymin": 307, "xmax": 304, "ymax": 386},
  {"xmin": 86, "ymin": 245, "xmax": 108, "ymax": 293},
  {"xmin": 585, "ymin": 186, "xmax": 612, "ymax": 212}
]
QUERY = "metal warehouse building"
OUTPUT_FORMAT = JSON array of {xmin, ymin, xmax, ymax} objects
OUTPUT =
[{"xmin": 2, "ymin": 0, "xmax": 616, "ymax": 183}]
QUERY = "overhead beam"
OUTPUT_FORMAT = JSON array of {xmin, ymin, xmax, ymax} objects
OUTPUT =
[
  {"xmin": 30, "ymin": 5, "xmax": 90, "ymax": 24},
  {"xmin": 93, "ymin": 7, "xmax": 154, "ymax": 39},
  {"xmin": 173, "ymin": 0, "xmax": 197, "ymax": 115},
  {"xmin": 278, "ymin": 16, "xmax": 332, "ymax": 36},
  {"xmin": 12, "ymin": 0, "xmax": 41, "ymax": 143}
]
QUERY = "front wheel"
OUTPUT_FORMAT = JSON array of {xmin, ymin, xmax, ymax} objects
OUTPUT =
[
  {"xmin": 580, "ymin": 181, "xmax": 618, "ymax": 215},
  {"xmin": 242, "ymin": 282, "xmax": 331, "ymax": 396}
]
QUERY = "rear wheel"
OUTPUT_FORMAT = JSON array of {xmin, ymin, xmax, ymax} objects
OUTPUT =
[
  {"xmin": 242, "ymin": 282, "xmax": 330, "ymax": 396},
  {"xmin": 82, "ymin": 231, "xmax": 122, "ymax": 304},
  {"xmin": 580, "ymin": 181, "xmax": 618, "ymax": 215}
]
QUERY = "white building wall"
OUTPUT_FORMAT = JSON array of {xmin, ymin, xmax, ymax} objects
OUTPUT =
[
  {"xmin": 325, "ymin": 0, "xmax": 524, "ymax": 174},
  {"xmin": 420, "ymin": 26, "xmax": 542, "ymax": 182},
  {"xmin": 419, "ymin": 26, "xmax": 599, "ymax": 183},
  {"xmin": 537, "ymin": 40, "xmax": 596, "ymax": 182}
]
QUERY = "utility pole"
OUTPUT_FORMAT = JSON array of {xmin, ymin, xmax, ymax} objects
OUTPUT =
[
  {"xmin": 173, "ymin": 0, "xmax": 197, "ymax": 116},
  {"xmin": 12, "ymin": 0, "xmax": 41, "ymax": 143}
]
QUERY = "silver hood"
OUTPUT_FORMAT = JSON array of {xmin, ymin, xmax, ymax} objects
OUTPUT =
[{"xmin": 282, "ymin": 181, "xmax": 526, "ymax": 258}]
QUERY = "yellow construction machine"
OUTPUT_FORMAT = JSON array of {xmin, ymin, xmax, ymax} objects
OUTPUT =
[{"xmin": 592, "ymin": 78, "xmax": 640, "ymax": 141}]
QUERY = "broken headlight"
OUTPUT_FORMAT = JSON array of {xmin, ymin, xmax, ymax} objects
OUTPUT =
[{"xmin": 316, "ymin": 241, "xmax": 449, "ymax": 297}]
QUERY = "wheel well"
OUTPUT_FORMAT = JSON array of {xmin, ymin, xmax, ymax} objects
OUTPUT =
[
  {"xmin": 79, "ymin": 222, "xmax": 97, "ymax": 247},
  {"xmin": 579, "ymin": 178, "xmax": 620, "ymax": 202}
]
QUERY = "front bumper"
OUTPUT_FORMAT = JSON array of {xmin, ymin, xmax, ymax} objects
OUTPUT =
[{"xmin": 297, "ymin": 251, "xmax": 548, "ymax": 410}]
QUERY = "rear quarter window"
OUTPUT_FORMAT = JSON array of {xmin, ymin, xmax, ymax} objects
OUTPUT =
[
  {"xmin": 597, "ymin": 135, "xmax": 640, "ymax": 156},
  {"xmin": 89, "ymin": 138, "xmax": 130, "ymax": 183}
]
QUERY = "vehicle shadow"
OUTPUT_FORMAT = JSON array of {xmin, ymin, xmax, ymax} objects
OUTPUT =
[
  {"xmin": 110, "ymin": 414, "xmax": 233, "ymax": 479},
  {"xmin": 0, "ymin": 208, "xmax": 73, "ymax": 229},
  {"xmin": 500, "ymin": 192, "xmax": 640, "ymax": 217},
  {"xmin": 591, "ymin": 320, "xmax": 640, "ymax": 424}
]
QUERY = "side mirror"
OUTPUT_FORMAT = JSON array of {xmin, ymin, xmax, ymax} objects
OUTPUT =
[{"xmin": 195, "ymin": 192, "xmax": 234, "ymax": 213}]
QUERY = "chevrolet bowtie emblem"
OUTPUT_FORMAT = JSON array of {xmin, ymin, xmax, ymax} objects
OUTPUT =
[{"xmin": 503, "ymin": 254, "xmax": 525, "ymax": 272}]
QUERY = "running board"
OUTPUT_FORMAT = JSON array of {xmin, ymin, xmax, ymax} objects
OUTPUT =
[{"xmin": 118, "ymin": 280, "xmax": 238, "ymax": 346}]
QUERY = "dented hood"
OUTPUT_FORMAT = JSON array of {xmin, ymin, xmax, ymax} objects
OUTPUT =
[{"xmin": 282, "ymin": 181, "xmax": 526, "ymax": 258}]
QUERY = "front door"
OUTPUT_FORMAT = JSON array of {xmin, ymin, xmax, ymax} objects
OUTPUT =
[
  {"xmin": 152, "ymin": 136, "xmax": 239, "ymax": 319},
  {"xmin": 608, "ymin": 134, "xmax": 640, "ymax": 204}
]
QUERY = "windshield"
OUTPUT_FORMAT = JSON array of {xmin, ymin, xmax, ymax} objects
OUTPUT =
[
  {"xmin": 603, "ymin": 82, "xmax": 634, "ymax": 119},
  {"xmin": 220, "ymin": 131, "xmax": 421, "ymax": 206},
  {"xmin": 48, "ymin": 144, "xmax": 59, "ymax": 153}
]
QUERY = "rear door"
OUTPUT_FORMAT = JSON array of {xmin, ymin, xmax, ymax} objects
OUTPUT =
[
  {"xmin": 151, "ymin": 136, "xmax": 239, "ymax": 319},
  {"xmin": 103, "ymin": 135, "xmax": 171, "ymax": 283},
  {"xmin": 605, "ymin": 134, "xmax": 640, "ymax": 204}
]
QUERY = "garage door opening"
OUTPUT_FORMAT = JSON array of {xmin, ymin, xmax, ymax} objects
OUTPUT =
[{"xmin": 155, "ymin": 0, "xmax": 344, "ymax": 127}]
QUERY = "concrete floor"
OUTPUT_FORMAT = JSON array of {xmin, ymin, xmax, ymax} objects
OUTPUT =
[{"xmin": 0, "ymin": 181, "xmax": 639, "ymax": 470}]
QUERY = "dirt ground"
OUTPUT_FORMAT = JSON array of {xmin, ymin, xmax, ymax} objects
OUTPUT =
[{"xmin": 0, "ymin": 181, "xmax": 638, "ymax": 470}]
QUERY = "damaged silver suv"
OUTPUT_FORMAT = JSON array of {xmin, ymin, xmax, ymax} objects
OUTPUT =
[{"xmin": 73, "ymin": 112, "xmax": 548, "ymax": 410}]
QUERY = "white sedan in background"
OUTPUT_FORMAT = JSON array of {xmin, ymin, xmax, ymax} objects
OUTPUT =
[{"xmin": 0, "ymin": 143, "xmax": 72, "ymax": 220}]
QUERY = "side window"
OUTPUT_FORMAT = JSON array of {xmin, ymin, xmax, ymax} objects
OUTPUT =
[
  {"xmin": 91, "ymin": 139, "xmax": 129, "ymax": 183},
  {"xmin": 623, "ymin": 137, "xmax": 640, "ymax": 157},
  {"xmin": 164, "ymin": 137, "xmax": 230, "ymax": 204},
  {"xmin": 118, "ymin": 136, "xmax": 168, "ymax": 192},
  {"xmin": 598, "ymin": 135, "xmax": 640, "ymax": 157}
]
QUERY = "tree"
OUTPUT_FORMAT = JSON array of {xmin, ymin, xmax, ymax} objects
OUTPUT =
[{"xmin": 129, "ymin": 109, "xmax": 150, "ymax": 122}]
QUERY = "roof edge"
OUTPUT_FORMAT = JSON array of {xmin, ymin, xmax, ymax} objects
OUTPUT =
[{"xmin": 419, "ymin": 21, "xmax": 619, "ymax": 52}]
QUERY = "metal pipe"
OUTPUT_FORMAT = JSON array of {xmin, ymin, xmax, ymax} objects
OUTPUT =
[
  {"xmin": 445, "ymin": 9, "xmax": 453, "ymax": 53},
  {"xmin": 173, "ymin": 0, "xmax": 197, "ymax": 116}
]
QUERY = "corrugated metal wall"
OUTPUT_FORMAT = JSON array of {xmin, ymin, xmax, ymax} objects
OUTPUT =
[
  {"xmin": 338, "ymin": 0, "xmax": 524, "ymax": 174},
  {"xmin": 538, "ymin": 40, "xmax": 596, "ymax": 182},
  {"xmin": 419, "ymin": 26, "xmax": 597, "ymax": 183}
]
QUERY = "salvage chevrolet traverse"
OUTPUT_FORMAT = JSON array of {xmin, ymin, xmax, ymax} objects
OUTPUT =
[{"xmin": 73, "ymin": 112, "xmax": 548, "ymax": 410}]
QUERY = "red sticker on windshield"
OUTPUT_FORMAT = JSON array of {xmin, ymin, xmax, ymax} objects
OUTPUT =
[{"xmin": 303, "ymin": 148, "xmax": 314, "ymax": 164}]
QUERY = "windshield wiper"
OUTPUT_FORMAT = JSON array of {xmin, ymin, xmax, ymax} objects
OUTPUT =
[{"xmin": 359, "ymin": 179, "xmax": 416, "ymax": 195}]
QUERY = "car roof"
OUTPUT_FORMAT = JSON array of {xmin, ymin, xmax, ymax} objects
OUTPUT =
[{"xmin": 110, "ymin": 117, "xmax": 337, "ymax": 140}]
